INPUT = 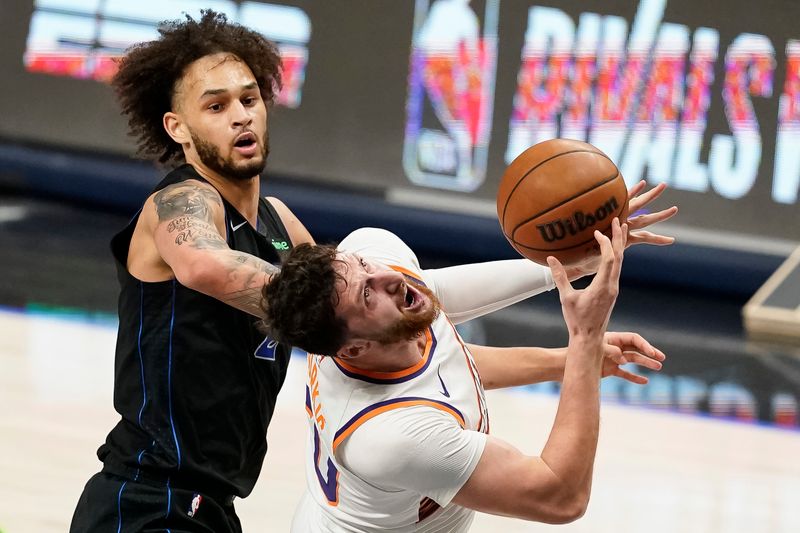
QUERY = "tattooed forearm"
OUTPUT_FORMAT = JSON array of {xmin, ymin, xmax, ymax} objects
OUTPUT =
[
  {"xmin": 152, "ymin": 184, "xmax": 281, "ymax": 317},
  {"xmin": 224, "ymin": 253, "xmax": 278, "ymax": 290},
  {"xmin": 224, "ymin": 251, "xmax": 278, "ymax": 272},
  {"xmin": 220, "ymin": 258, "xmax": 280, "ymax": 317},
  {"xmin": 154, "ymin": 183, "xmax": 222, "ymax": 222},
  {"xmin": 223, "ymin": 287, "xmax": 270, "ymax": 318}
]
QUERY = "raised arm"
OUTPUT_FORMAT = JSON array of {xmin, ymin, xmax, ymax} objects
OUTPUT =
[
  {"xmin": 150, "ymin": 180, "xmax": 278, "ymax": 317},
  {"xmin": 424, "ymin": 259, "xmax": 554, "ymax": 324},
  {"xmin": 452, "ymin": 219, "xmax": 626, "ymax": 523},
  {"xmin": 424, "ymin": 181, "xmax": 676, "ymax": 323},
  {"xmin": 564, "ymin": 180, "xmax": 678, "ymax": 280}
]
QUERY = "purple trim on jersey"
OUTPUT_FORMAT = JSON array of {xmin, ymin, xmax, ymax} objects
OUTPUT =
[
  {"xmin": 401, "ymin": 272, "xmax": 426, "ymax": 286},
  {"xmin": 331, "ymin": 328, "xmax": 437, "ymax": 384},
  {"xmin": 333, "ymin": 396, "xmax": 465, "ymax": 444}
]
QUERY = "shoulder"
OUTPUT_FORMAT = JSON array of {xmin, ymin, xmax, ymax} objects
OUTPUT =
[
  {"xmin": 264, "ymin": 195, "xmax": 286, "ymax": 209},
  {"xmin": 135, "ymin": 179, "xmax": 224, "ymax": 235},
  {"xmin": 337, "ymin": 405, "xmax": 466, "ymax": 474},
  {"xmin": 339, "ymin": 228, "xmax": 419, "ymax": 273},
  {"xmin": 339, "ymin": 228, "xmax": 409, "ymax": 252},
  {"xmin": 337, "ymin": 405, "xmax": 486, "ymax": 494},
  {"xmin": 155, "ymin": 177, "xmax": 221, "ymax": 197},
  {"xmin": 150, "ymin": 179, "xmax": 224, "ymax": 217},
  {"xmin": 264, "ymin": 196, "xmax": 314, "ymax": 245},
  {"xmin": 263, "ymin": 196, "xmax": 297, "ymax": 222}
]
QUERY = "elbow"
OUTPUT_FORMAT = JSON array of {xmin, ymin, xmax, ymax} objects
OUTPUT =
[
  {"xmin": 173, "ymin": 258, "xmax": 221, "ymax": 294},
  {"xmin": 521, "ymin": 483, "xmax": 590, "ymax": 524},
  {"xmin": 545, "ymin": 496, "xmax": 588, "ymax": 524}
]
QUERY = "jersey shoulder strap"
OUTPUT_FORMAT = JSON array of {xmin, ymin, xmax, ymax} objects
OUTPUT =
[{"xmin": 258, "ymin": 197, "xmax": 294, "ymax": 261}]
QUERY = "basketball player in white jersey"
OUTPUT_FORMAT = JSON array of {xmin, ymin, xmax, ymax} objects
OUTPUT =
[{"xmin": 262, "ymin": 218, "xmax": 665, "ymax": 531}]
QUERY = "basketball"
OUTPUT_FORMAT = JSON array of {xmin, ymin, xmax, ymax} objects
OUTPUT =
[{"xmin": 496, "ymin": 138, "xmax": 629, "ymax": 266}]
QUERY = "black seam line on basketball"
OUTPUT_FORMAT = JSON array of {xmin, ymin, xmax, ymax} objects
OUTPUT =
[
  {"xmin": 510, "ymin": 170, "xmax": 619, "ymax": 243},
  {"xmin": 500, "ymin": 148, "xmax": 611, "ymax": 228},
  {"xmin": 512, "ymin": 235, "xmax": 599, "ymax": 252}
]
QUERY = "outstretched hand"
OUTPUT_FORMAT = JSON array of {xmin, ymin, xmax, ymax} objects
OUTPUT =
[
  {"xmin": 624, "ymin": 180, "xmax": 679, "ymax": 247},
  {"xmin": 548, "ymin": 218, "xmax": 627, "ymax": 339},
  {"xmin": 601, "ymin": 331, "xmax": 666, "ymax": 384},
  {"xmin": 565, "ymin": 180, "xmax": 678, "ymax": 280}
]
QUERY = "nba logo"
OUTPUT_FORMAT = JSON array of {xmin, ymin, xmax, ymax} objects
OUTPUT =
[
  {"xmin": 188, "ymin": 493, "xmax": 203, "ymax": 517},
  {"xmin": 403, "ymin": 0, "xmax": 500, "ymax": 192}
]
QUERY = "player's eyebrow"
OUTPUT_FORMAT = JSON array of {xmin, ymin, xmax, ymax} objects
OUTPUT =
[
  {"xmin": 199, "ymin": 88, "xmax": 227, "ymax": 99},
  {"xmin": 199, "ymin": 82, "xmax": 258, "ymax": 99}
]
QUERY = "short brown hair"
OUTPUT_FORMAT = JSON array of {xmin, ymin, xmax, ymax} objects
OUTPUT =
[{"xmin": 262, "ymin": 244, "xmax": 349, "ymax": 356}]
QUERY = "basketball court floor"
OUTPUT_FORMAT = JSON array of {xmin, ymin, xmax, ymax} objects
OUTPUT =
[{"xmin": 1, "ymin": 194, "xmax": 799, "ymax": 532}]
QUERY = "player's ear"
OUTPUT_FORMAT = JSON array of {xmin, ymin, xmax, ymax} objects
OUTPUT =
[
  {"xmin": 163, "ymin": 111, "xmax": 190, "ymax": 145},
  {"xmin": 337, "ymin": 339, "xmax": 370, "ymax": 360}
]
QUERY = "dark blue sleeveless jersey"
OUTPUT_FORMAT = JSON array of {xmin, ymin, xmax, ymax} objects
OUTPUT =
[{"xmin": 99, "ymin": 165, "xmax": 294, "ymax": 498}]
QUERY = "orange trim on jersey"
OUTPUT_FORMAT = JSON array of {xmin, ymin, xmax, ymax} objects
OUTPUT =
[
  {"xmin": 332, "ymin": 398, "xmax": 466, "ymax": 453},
  {"xmin": 388, "ymin": 264, "xmax": 425, "ymax": 284},
  {"xmin": 334, "ymin": 328, "xmax": 434, "ymax": 380}
]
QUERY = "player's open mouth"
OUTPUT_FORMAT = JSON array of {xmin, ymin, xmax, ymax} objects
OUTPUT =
[
  {"xmin": 402, "ymin": 284, "xmax": 423, "ymax": 311},
  {"xmin": 233, "ymin": 132, "xmax": 258, "ymax": 155}
]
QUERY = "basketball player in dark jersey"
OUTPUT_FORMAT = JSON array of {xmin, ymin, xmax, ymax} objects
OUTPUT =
[{"xmin": 70, "ymin": 11, "xmax": 313, "ymax": 532}]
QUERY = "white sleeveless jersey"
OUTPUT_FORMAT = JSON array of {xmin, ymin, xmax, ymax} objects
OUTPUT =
[{"xmin": 292, "ymin": 229, "xmax": 490, "ymax": 532}]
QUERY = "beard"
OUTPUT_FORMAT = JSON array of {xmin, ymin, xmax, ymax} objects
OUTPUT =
[
  {"xmin": 190, "ymin": 127, "xmax": 269, "ymax": 182},
  {"xmin": 370, "ymin": 280, "xmax": 441, "ymax": 345}
]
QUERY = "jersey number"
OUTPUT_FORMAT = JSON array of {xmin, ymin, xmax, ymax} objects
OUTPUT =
[
  {"xmin": 254, "ymin": 336, "xmax": 278, "ymax": 361},
  {"xmin": 312, "ymin": 424, "xmax": 339, "ymax": 505}
]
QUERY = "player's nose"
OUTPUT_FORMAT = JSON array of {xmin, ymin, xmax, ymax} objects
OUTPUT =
[
  {"xmin": 373, "ymin": 269, "xmax": 404, "ymax": 295},
  {"xmin": 231, "ymin": 100, "xmax": 254, "ymax": 127}
]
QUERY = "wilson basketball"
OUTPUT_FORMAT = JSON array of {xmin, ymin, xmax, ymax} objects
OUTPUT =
[{"xmin": 497, "ymin": 138, "xmax": 629, "ymax": 265}]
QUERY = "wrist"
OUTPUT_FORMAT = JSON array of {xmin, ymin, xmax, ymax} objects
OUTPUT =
[{"xmin": 567, "ymin": 335, "xmax": 606, "ymax": 362}]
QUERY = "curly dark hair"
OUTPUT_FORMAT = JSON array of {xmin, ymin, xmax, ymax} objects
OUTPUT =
[
  {"xmin": 112, "ymin": 9, "xmax": 283, "ymax": 164},
  {"xmin": 262, "ymin": 244, "xmax": 349, "ymax": 356}
]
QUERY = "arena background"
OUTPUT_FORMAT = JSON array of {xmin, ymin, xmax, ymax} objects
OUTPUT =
[{"xmin": 0, "ymin": 1, "xmax": 798, "ymax": 532}]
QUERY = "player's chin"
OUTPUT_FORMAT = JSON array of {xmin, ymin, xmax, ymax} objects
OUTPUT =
[
  {"xmin": 413, "ymin": 294, "xmax": 440, "ymax": 322},
  {"xmin": 233, "ymin": 156, "xmax": 266, "ymax": 176}
]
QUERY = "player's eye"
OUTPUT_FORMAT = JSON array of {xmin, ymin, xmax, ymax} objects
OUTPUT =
[
  {"xmin": 359, "ymin": 258, "xmax": 370, "ymax": 302},
  {"xmin": 208, "ymin": 103, "xmax": 223, "ymax": 112}
]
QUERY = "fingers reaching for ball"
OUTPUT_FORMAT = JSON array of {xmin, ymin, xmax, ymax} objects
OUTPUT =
[
  {"xmin": 592, "ymin": 218, "xmax": 626, "ymax": 288},
  {"xmin": 547, "ymin": 255, "xmax": 572, "ymax": 298},
  {"xmin": 626, "ymin": 180, "xmax": 678, "ymax": 247},
  {"xmin": 550, "ymin": 218, "xmax": 626, "ymax": 335}
]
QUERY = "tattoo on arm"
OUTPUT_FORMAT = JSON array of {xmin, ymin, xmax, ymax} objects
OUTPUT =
[
  {"xmin": 153, "ymin": 182, "xmax": 281, "ymax": 317},
  {"xmin": 166, "ymin": 216, "xmax": 228, "ymax": 250},
  {"xmin": 154, "ymin": 183, "xmax": 223, "ymax": 222},
  {"xmin": 221, "ymin": 260, "xmax": 280, "ymax": 317},
  {"xmin": 154, "ymin": 184, "xmax": 227, "ymax": 250}
]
